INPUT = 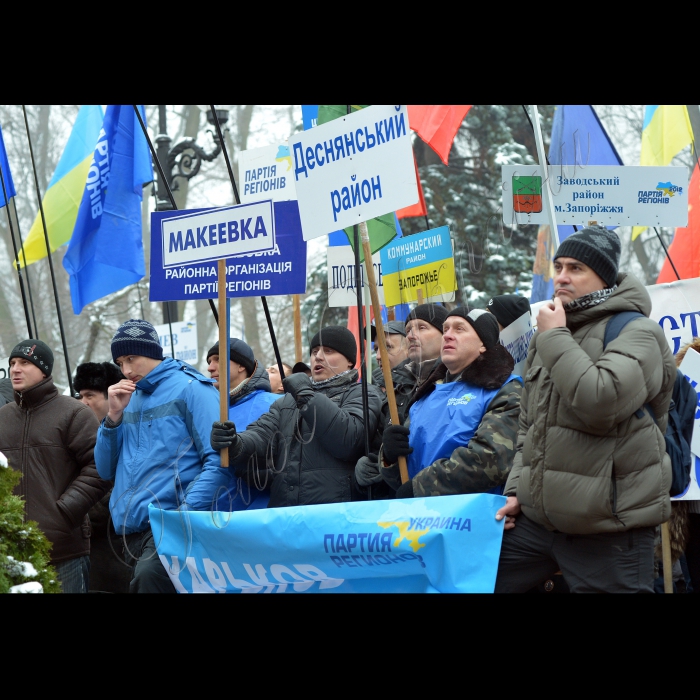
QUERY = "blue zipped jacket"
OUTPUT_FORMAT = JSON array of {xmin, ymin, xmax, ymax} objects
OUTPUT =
[{"xmin": 95, "ymin": 357, "xmax": 229, "ymax": 534}]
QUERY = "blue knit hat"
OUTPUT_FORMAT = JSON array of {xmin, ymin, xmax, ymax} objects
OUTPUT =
[{"xmin": 111, "ymin": 319, "xmax": 164, "ymax": 363}]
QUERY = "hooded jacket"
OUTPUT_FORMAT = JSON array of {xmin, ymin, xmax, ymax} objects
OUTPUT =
[
  {"xmin": 379, "ymin": 345, "xmax": 522, "ymax": 496},
  {"xmin": 504, "ymin": 273, "xmax": 676, "ymax": 534},
  {"xmin": 232, "ymin": 370, "xmax": 384, "ymax": 508},
  {"xmin": 95, "ymin": 357, "xmax": 229, "ymax": 534},
  {"xmin": 0, "ymin": 376, "xmax": 110, "ymax": 563}
]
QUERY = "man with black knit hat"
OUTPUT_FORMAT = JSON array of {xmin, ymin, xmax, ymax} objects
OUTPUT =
[
  {"xmin": 487, "ymin": 294, "xmax": 531, "ymax": 331},
  {"xmin": 0, "ymin": 339, "xmax": 110, "ymax": 593},
  {"xmin": 73, "ymin": 360, "xmax": 130, "ymax": 593},
  {"xmin": 354, "ymin": 304, "xmax": 447, "ymax": 498},
  {"xmin": 494, "ymin": 226, "xmax": 676, "ymax": 593},
  {"xmin": 375, "ymin": 308, "xmax": 523, "ymax": 500},
  {"xmin": 95, "ymin": 319, "xmax": 228, "ymax": 593},
  {"xmin": 206, "ymin": 338, "xmax": 280, "ymax": 511},
  {"xmin": 211, "ymin": 324, "xmax": 384, "ymax": 508}
]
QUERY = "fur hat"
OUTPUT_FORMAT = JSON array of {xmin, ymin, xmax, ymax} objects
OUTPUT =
[
  {"xmin": 9, "ymin": 339, "xmax": 53, "ymax": 376},
  {"xmin": 73, "ymin": 362, "xmax": 124, "ymax": 395}
]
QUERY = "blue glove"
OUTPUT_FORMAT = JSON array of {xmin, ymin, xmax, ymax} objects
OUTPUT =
[{"xmin": 283, "ymin": 372, "xmax": 314, "ymax": 407}]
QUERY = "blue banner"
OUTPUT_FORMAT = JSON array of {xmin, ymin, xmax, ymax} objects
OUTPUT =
[
  {"xmin": 149, "ymin": 493, "xmax": 506, "ymax": 593},
  {"xmin": 149, "ymin": 199, "xmax": 307, "ymax": 301}
]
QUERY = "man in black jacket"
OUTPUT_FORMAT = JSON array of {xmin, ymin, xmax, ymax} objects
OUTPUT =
[{"xmin": 211, "ymin": 325, "xmax": 384, "ymax": 507}]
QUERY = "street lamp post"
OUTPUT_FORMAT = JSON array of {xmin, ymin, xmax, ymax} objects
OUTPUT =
[{"xmin": 153, "ymin": 104, "xmax": 229, "ymax": 323}]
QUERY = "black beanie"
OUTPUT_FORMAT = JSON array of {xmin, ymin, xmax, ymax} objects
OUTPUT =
[
  {"xmin": 206, "ymin": 338, "xmax": 256, "ymax": 376},
  {"xmin": 309, "ymin": 326, "xmax": 357, "ymax": 365},
  {"xmin": 74, "ymin": 362, "xmax": 124, "ymax": 394},
  {"xmin": 487, "ymin": 295, "xmax": 531, "ymax": 329},
  {"xmin": 553, "ymin": 226, "xmax": 621, "ymax": 288},
  {"xmin": 445, "ymin": 308, "xmax": 500, "ymax": 349},
  {"xmin": 111, "ymin": 319, "xmax": 164, "ymax": 363},
  {"xmin": 405, "ymin": 304, "xmax": 449, "ymax": 333},
  {"xmin": 9, "ymin": 339, "xmax": 53, "ymax": 376}
]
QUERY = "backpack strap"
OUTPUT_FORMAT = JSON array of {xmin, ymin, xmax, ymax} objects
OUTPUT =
[{"xmin": 603, "ymin": 311, "xmax": 648, "ymax": 420}]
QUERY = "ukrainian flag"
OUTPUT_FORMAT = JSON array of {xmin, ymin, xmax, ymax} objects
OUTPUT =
[
  {"xmin": 16, "ymin": 104, "xmax": 104, "ymax": 268},
  {"xmin": 632, "ymin": 105, "xmax": 693, "ymax": 240}
]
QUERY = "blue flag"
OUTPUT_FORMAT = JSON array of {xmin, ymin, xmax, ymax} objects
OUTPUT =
[
  {"xmin": 0, "ymin": 124, "xmax": 16, "ymax": 208},
  {"xmin": 63, "ymin": 105, "xmax": 153, "ymax": 314},
  {"xmin": 530, "ymin": 105, "xmax": 623, "ymax": 303}
]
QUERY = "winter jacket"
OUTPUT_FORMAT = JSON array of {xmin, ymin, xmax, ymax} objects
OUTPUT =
[
  {"xmin": 216, "ymin": 361, "xmax": 280, "ymax": 512},
  {"xmin": 232, "ymin": 370, "xmax": 384, "ymax": 508},
  {"xmin": 95, "ymin": 357, "xmax": 229, "ymax": 534},
  {"xmin": 380, "ymin": 345, "xmax": 523, "ymax": 497},
  {"xmin": 504, "ymin": 273, "xmax": 676, "ymax": 534},
  {"xmin": 0, "ymin": 376, "xmax": 110, "ymax": 563}
]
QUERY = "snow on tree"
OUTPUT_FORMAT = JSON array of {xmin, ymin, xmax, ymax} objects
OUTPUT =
[{"xmin": 0, "ymin": 451, "xmax": 61, "ymax": 593}]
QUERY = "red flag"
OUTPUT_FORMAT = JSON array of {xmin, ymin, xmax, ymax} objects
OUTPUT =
[
  {"xmin": 657, "ymin": 162, "xmax": 700, "ymax": 283},
  {"xmin": 396, "ymin": 152, "xmax": 427, "ymax": 219},
  {"xmin": 407, "ymin": 105, "xmax": 472, "ymax": 165}
]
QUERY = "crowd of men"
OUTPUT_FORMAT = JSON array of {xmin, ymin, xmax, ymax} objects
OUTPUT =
[{"xmin": 1, "ymin": 225, "xmax": 695, "ymax": 594}]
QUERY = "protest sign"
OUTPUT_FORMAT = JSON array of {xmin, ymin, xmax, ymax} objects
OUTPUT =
[
  {"xmin": 149, "ymin": 200, "xmax": 307, "ymax": 301},
  {"xmin": 0, "ymin": 358, "xmax": 7, "ymax": 381},
  {"xmin": 149, "ymin": 493, "xmax": 506, "ymax": 593},
  {"xmin": 238, "ymin": 144, "xmax": 296, "ymax": 203},
  {"xmin": 380, "ymin": 225, "xmax": 456, "ymax": 307},
  {"xmin": 673, "ymin": 348, "xmax": 700, "ymax": 501},
  {"xmin": 502, "ymin": 165, "xmax": 688, "ymax": 227},
  {"xmin": 289, "ymin": 105, "xmax": 418, "ymax": 240},
  {"xmin": 646, "ymin": 277, "xmax": 700, "ymax": 356},
  {"xmin": 154, "ymin": 321, "xmax": 198, "ymax": 366},
  {"xmin": 327, "ymin": 245, "xmax": 384, "ymax": 307},
  {"xmin": 499, "ymin": 311, "xmax": 534, "ymax": 377}
]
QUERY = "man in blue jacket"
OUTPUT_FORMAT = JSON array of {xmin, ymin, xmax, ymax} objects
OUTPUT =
[
  {"xmin": 95, "ymin": 319, "xmax": 229, "ymax": 594},
  {"xmin": 206, "ymin": 338, "xmax": 280, "ymax": 511}
]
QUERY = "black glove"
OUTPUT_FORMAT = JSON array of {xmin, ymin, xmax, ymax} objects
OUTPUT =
[
  {"xmin": 382, "ymin": 424, "xmax": 413, "ymax": 465},
  {"xmin": 211, "ymin": 420, "xmax": 239, "ymax": 452},
  {"xmin": 355, "ymin": 453, "xmax": 383, "ymax": 487},
  {"xmin": 395, "ymin": 479, "xmax": 415, "ymax": 499},
  {"xmin": 283, "ymin": 372, "xmax": 314, "ymax": 407}
]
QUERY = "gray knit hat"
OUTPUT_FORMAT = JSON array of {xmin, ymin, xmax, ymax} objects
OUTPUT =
[
  {"xmin": 553, "ymin": 226, "xmax": 621, "ymax": 288},
  {"xmin": 111, "ymin": 319, "xmax": 164, "ymax": 362}
]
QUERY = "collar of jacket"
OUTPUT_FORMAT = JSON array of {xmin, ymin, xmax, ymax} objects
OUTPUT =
[
  {"xmin": 230, "ymin": 361, "xmax": 271, "ymax": 405},
  {"xmin": 136, "ymin": 357, "xmax": 179, "ymax": 395},
  {"xmin": 413, "ymin": 344, "xmax": 515, "ymax": 404},
  {"xmin": 14, "ymin": 375, "xmax": 58, "ymax": 410},
  {"xmin": 564, "ymin": 273, "xmax": 650, "ymax": 333}
]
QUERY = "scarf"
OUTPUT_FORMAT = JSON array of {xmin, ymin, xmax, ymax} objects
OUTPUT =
[
  {"xmin": 563, "ymin": 285, "xmax": 618, "ymax": 313},
  {"xmin": 310, "ymin": 368, "xmax": 358, "ymax": 390}
]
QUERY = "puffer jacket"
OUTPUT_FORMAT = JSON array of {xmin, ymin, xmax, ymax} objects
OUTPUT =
[
  {"xmin": 228, "ymin": 361, "xmax": 280, "ymax": 430},
  {"xmin": 232, "ymin": 370, "xmax": 384, "ymax": 507},
  {"xmin": 504, "ymin": 273, "xmax": 676, "ymax": 534},
  {"xmin": 0, "ymin": 376, "xmax": 110, "ymax": 563}
]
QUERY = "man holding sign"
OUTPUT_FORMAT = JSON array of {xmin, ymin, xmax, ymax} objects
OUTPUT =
[{"xmin": 494, "ymin": 227, "xmax": 677, "ymax": 593}]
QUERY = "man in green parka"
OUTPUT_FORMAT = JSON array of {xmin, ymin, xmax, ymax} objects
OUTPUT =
[{"xmin": 494, "ymin": 226, "xmax": 676, "ymax": 593}]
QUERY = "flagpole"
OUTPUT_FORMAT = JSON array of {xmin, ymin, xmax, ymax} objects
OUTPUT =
[
  {"xmin": 132, "ymin": 106, "xmax": 219, "ymax": 327},
  {"xmin": 0, "ymin": 160, "xmax": 33, "ymax": 337},
  {"xmin": 528, "ymin": 105, "xmax": 560, "ymax": 251},
  {"xmin": 12, "ymin": 201, "xmax": 40, "ymax": 338},
  {"xmin": 21, "ymin": 106, "xmax": 74, "ymax": 396},
  {"xmin": 207, "ymin": 105, "xmax": 287, "ymax": 381},
  {"xmin": 359, "ymin": 220, "xmax": 409, "ymax": 484}
]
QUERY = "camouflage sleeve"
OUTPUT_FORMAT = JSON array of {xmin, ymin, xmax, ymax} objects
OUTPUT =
[{"xmin": 412, "ymin": 378, "xmax": 523, "ymax": 497}]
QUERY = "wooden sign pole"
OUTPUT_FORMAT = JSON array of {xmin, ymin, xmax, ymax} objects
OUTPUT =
[
  {"xmin": 217, "ymin": 259, "xmax": 229, "ymax": 468},
  {"xmin": 293, "ymin": 294, "xmax": 303, "ymax": 363},
  {"xmin": 359, "ymin": 221, "xmax": 409, "ymax": 484}
]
